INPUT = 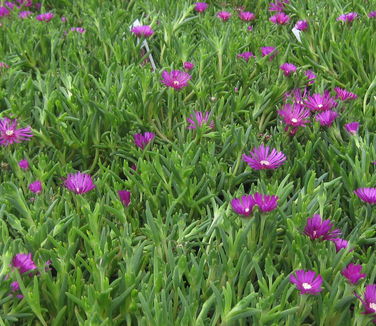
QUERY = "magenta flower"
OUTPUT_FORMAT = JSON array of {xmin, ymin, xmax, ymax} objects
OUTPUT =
[
  {"xmin": 334, "ymin": 87, "xmax": 358, "ymax": 101},
  {"xmin": 118, "ymin": 190, "xmax": 131, "ymax": 207},
  {"xmin": 341, "ymin": 263, "xmax": 366, "ymax": 285},
  {"xmin": 354, "ymin": 188, "xmax": 376, "ymax": 204},
  {"xmin": 305, "ymin": 70, "xmax": 316, "ymax": 85},
  {"xmin": 290, "ymin": 270, "xmax": 323, "ymax": 295},
  {"xmin": 331, "ymin": 238, "xmax": 349, "ymax": 252},
  {"xmin": 280, "ymin": 63, "xmax": 297, "ymax": 76},
  {"xmin": 0, "ymin": 7, "xmax": 10, "ymax": 17},
  {"xmin": 19, "ymin": 159, "xmax": 29, "ymax": 170},
  {"xmin": 0, "ymin": 118, "xmax": 33, "ymax": 146},
  {"xmin": 303, "ymin": 214, "xmax": 341, "ymax": 241},
  {"xmin": 261, "ymin": 46, "xmax": 278, "ymax": 60},
  {"xmin": 70, "ymin": 27, "xmax": 86, "ymax": 34},
  {"xmin": 16, "ymin": 0, "xmax": 32, "ymax": 7},
  {"xmin": 5, "ymin": 2, "xmax": 16, "ymax": 10},
  {"xmin": 183, "ymin": 62, "xmax": 194, "ymax": 70},
  {"xmin": 237, "ymin": 51, "xmax": 255, "ymax": 62},
  {"xmin": 231, "ymin": 195, "xmax": 255, "ymax": 217},
  {"xmin": 242, "ymin": 144, "xmax": 286, "ymax": 170},
  {"xmin": 337, "ymin": 12, "xmax": 358, "ymax": 23},
  {"xmin": 10, "ymin": 281, "xmax": 23, "ymax": 299},
  {"xmin": 284, "ymin": 88, "xmax": 309, "ymax": 105},
  {"xmin": 369, "ymin": 11, "xmax": 376, "ymax": 18},
  {"xmin": 19, "ymin": 11, "xmax": 33, "ymax": 19},
  {"xmin": 29, "ymin": 180, "xmax": 42, "ymax": 194},
  {"xmin": 12, "ymin": 253, "xmax": 37, "ymax": 274},
  {"xmin": 278, "ymin": 104, "xmax": 310, "ymax": 131},
  {"xmin": 0, "ymin": 62, "xmax": 9, "ymax": 70},
  {"xmin": 269, "ymin": 12, "xmax": 290, "ymax": 25},
  {"xmin": 268, "ymin": 1, "xmax": 285, "ymax": 12},
  {"xmin": 239, "ymin": 11, "xmax": 255, "ymax": 21},
  {"xmin": 64, "ymin": 172, "xmax": 96, "ymax": 194},
  {"xmin": 247, "ymin": 25, "xmax": 253, "ymax": 31},
  {"xmin": 345, "ymin": 122, "xmax": 360, "ymax": 135},
  {"xmin": 355, "ymin": 285, "xmax": 376, "ymax": 314},
  {"xmin": 194, "ymin": 2, "xmax": 208, "ymax": 13},
  {"xmin": 36, "ymin": 13, "xmax": 54, "ymax": 22},
  {"xmin": 161, "ymin": 70, "xmax": 191, "ymax": 90},
  {"xmin": 251, "ymin": 193, "xmax": 278, "ymax": 212},
  {"xmin": 304, "ymin": 91, "xmax": 337, "ymax": 111},
  {"xmin": 61, "ymin": 16, "xmax": 67, "ymax": 22},
  {"xmin": 315, "ymin": 110, "xmax": 338, "ymax": 127},
  {"xmin": 131, "ymin": 25, "xmax": 154, "ymax": 38},
  {"xmin": 217, "ymin": 11, "xmax": 231, "ymax": 21},
  {"xmin": 295, "ymin": 20, "xmax": 308, "ymax": 31},
  {"xmin": 187, "ymin": 111, "xmax": 214, "ymax": 129},
  {"xmin": 133, "ymin": 132, "xmax": 155, "ymax": 149}
]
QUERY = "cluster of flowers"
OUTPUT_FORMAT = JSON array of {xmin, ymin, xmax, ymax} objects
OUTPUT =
[
  {"xmin": 337, "ymin": 12, "xmax": 376, "ymax": 23},
  {"xmin": 0, "ymin": 0, "xmax": 40, "ymax": 19}
]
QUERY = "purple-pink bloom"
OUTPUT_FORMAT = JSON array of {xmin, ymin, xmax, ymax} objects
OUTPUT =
[
  {"xmin": 161, "ymin": 70, "xmax": 191, "ymax": 90},
  {"xmin": 331, "ymin": 238, "xmax": 349, "ymax": 252},
  {"xmin": 284, "ymin": 88, "xmax": 309, "ymax": 105},
  {"xmin": 304, "ymin": 91, "xmax": 337, "ymax": 111},
  {"xmin": 5, "ymin": 2, "xmax": 16, "ymax": 10},
  {"xmin": 12, "ymin": 253, "xmax": 37, "ymax": 274},
  {"xmin": 0, "ymin": 118, "xmax": 33, "ymax": 146},
  {"xmin": 355, "ymin": 285, "xmax": 376, "ymax": 315},
  {"xmin": 290, "ymin": 270, "xmax": 323, "ymax": 295},
  {"xmin": 133, "ymin": 132, "xmax": 155, "ymax": 149},
  {"xmin": 29, "ymin": 180, "xmax": 42, "ymax": 194},
  {"xmin": 0, "ymin": 62, "xmax": 9, "ymax": 69},
  {"xmin": 303, "ymin": 214, "xmax": 341, "ymax": 241},
  {"xmin": 369, "ymin": 11, "xmax": 376, "ymax": 18},
  {"xmin": 0, "ymin": 6, "xmax": 10, "ymax": 17},
  {"xmin": 61, "ymin": 16, "xmax": 67, "ymax": 22},
  {"xmin": 10, "ymin": 281, "xmax": 23, "ymax": 299},
  {"xmin": 305, "ymin": 70, "xmax": 316, "ymax": 85},
  {"xmin": 70, "ymin": 27, "xmax": 86, "ymax": 34},
  {"xmin": 334, "ymin": 87, "xmax": 358, "ymax": 101},
  {"xmin": 295, "ymin": 20, "xmax": 309, "ymax": 31},
  {"xmin": 131, "ymin": 25, "xmax": 154, "ymax": 38},
  {"xmin": 19, "ymin": 159, "xmax": 29, "ymax": 170},
  {"xmin": 337, "ymin": 12, "xmax": 358, "ymax": 23},
  {"xmin": 118, "ymin": 190, "xmax": 131, "ymax": 207},
  {"xmin": 247, "ymin": 25, "xmax": 253, "ymax": 31},
  {"xmin": 268, "ymin": 1, "xmax": 285, "ymax": 12},
  {"xmin": 269, "ymin": 12, "xmax": 290, "ymax": 25},
  {"xmin": 242, "ymin": 144, "xmax": 286, "ymax": 170},
  {"xmin": 341, "ymin": 263, "xmax": 366, "ymax": 285},
  {"xmin": 239, "ymin": 11, "xmax": 255, "ymax": 21},
  {"xmin": 36, "ymin": 13, "xmax": 54, "ymax": 22},
  {"xmin": 64, "ymin": 172, "xmax": 96, "ymax": 194},
  {"xmin": 354, "ymin": 188, "xmax": 376, "ymax": 204},
  {"xmin": 280, "ymin": 63, "xmax": 297, "ymax": 76},
  {"xmin": 194, "ymin": 2, "xmax": 208, "ymax": 13},
  {"xmin": 217, "ymin": 11, "xmax": 231, "ymax": 21},
  {"xmin": 315, "ymin": 110, "xmax": 338, "ymax": 126},
  {"xmin": 278, "ymin": 104, "xmax": 310, "ymax": 130},
  {"xmin": 183, "ymin": 62, "xmax": 194, "ymax": 71},
  {"xmin": 237, "ymin": 51, "xmax": 255, "ymax": 62},
  {"xmin": 231, "ymin": 195, "xmax": 255, "ymax": 217},
  {"xmin": 187, "ymin": 111, "xmax": 214, "ymax": 129},
  {"xmin": 251, "ymin": 193, "xmax": 278, "ymax": 212},
  {"xmin": 261, "ymin": 46, "xmax": 278, "ymax": 60},
  {"xmin": 344, "ymin": 122, "xmax": 360, "ymax": 135},
  {"xmin": 19, "ymin": 11, "xmax": 32, "ymax": 19},
  {"xmin": 16, "ymin": 0, "xmax": 32, "ymax": 7}
]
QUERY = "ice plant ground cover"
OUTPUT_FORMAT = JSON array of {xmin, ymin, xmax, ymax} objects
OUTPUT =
[{"xmin": 0, "ymin": 0, "xmax": 376, "ymax": 325}]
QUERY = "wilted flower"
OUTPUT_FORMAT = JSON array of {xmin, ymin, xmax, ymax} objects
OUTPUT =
[
  {"xmin": 0, "ymin": 62, "xmax": 9, "ymax": 69},
  {"xmin": 217, "ymin": 11, "xmax": 231, "ymax": 21},
  {"xmin": 341, "ymin": 263, "xmax": 366, "ymax": 285},
  {"xmin": 290, "ymin": 270, "xmax": 323, "ymax": 295},
  {"xmin": 36, "ymin": 13, "xmax": 54, "ymax": 22},
  {"xmin": 284, "ymin": 88, "xmax": 309, "ymax": 105},
  {"xmin": 369, "ymin": 11, "xmax": 376, "ymax": 18},
  {"xmin": 251, "ymin": 193, "xmax": 278, "ymax": 212},
  {"xmin": 187, "ymin": 111, "xmax": 214, "ymax": 129},
  {"xmin": 315, "ymin": 110, "xmax": 338, "ymax": 126},
  {"xmin": 337, "ymin": 12, "xmax": 358, "ymax": 23},
  {"xmin": 0, "ymin": 118, "xmax": 33, "ymax": 146},
  {"xmin": 183, "ymin": 61, "xmax": 194, "ymax": 70},
  {"xmin": 16, "ymin": 0, "xmax": 32, "ymax": 7},
  {"xmin": 29, "ymin": 181, "xmax": 42, "ymax": 194},
  {"xmin": 295, "ymin": 20, "xmax": 309, "ymax": 31},
  {"xmin": 303, "ymin": 214, "xmax": 341, "ymax": 241},
  {"xmin": 0, "ymin": 7, "xmax": 10, "ymax": 17},
  {"xmin": 131, "ymin": 25, "xmax": 154, "ymax": 38},
  {"xmin": 118, "ymin": 190, "xmax": 131, "ymax": 207},
  {"xmin": 194, "ymin": 2, "xmax": 208, "ymax": 13},
  {"xmin": 269, "ymin": 12, "xmax": 290, "ymax": 25},
  {"xmin": 12, "ymin": 253, "xmax": 37, "ymax": 274},
  {"xmin": 260, "ymin": 46, "xmax": 278, "ymax": 60},
  {"xmin": 239, "ymin": 11, "xmax": 255, "ymax": 21},
  {"xmin": 242, "ymin": 144, "xmax": 286, "ymax": 170},
  {"xmin": 237, "ymin": 51, "xmax": 255, "ymax": 62},
  {"xmin": 334, "ymin": 87, "xmax": 358, "ymax": 101},
  {"xmin": 305, "ymin": 70, "xmax": 316, "ymax": 85},
  {"xmin": 133, "ymin": 132, "xmax": 155, "ymax": 149},
  {"xmin": 64, "ymin": 172, "xmax": 96, "ymax": 194},
  {"xmin": 344, "ymin": 122, "xmax": 360, "ymax": 135},
  {"xmin": 354, "ymin": 188, "xmax": 376, "ymax": 204},
  {"xmin": 19, "ymin": 11, "xmax": 33, "ymax": 19},
  {"xmin": 161, "ymin": 70, "xmax": 191, "ymax": 90},
  {"xmin": 269, "ymin": 1, "xmax": 286, "ymax": 12},
  {"xmin": 19, "ymin": 159, "xmax": 29, "ymax": 170},
  {"xmin": 231, "ymin": 195, "xmax": 255, "ymax": 217},
  {"xmin": 70, "ymin": 27, "xmax": 86, "ymax": 34},
  {"xmin": 355, "ymin": 285, "xmax": 376, "ymax": 314},
  {"xmin": 278, "ymin": 104, "xmax": 310, "ymax": 131},
  {"xmin": 280, "ymin": 63, "xmax": 297, "ymax": 76},
  {"xmin": 331, "ymin": 238, "xmax": 349, "ymax": 252},
  {"xmin": 304, "ymin": 91, "xmax": 337, "ymax": 111}
]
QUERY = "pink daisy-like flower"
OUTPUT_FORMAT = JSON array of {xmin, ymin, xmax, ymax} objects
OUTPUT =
[
  {"xmin": 284, "ymin": 88, "xmax": 309, "ymax": 105},
  {"xmin": 29, "ymin": 180, "xmax": 42, "ymax": 194},
  {"xmin": 131, "ymin": 25, "xmax": 154, "ymax": 38},
  {"xmin": 268, "ymin": 1, "xmax": 285, "ymax": 12},
  {"xmin": 194, "ymin": 2, "xmax": 208, "ymax": 13},
  {"xmin": 331, "ymin": 238, "xmax": 349, "ymax": 252},
  {"xmin": 187, "ymin": 111, "xmax": 214, "ymax": 129},
  {"xmin": 0, "ymin": 118, "xmax": 33, "ymax": 146},
  {"xmin": 368, "ymin": 11, "xmax": 376, "ymax": 18},
  {"xmin": 237, "ymin": 51, "xmax": 255, "ymax": 62},
  {"xmin": 36, "ymin": 13, "xmax": 54, "ymax": 22},
  {"xmin": 278, "ymin": 104, "xmax": 310, "ymax": 130},
  {"xmin": 231, "ymin": 195, "xmax": 255, "ymax": 217},
  {"xmin": 0, "ymin": 7, "xmax": 10, "ymax": 17},
  {"xmin": 295, "ymin": 20, "xmax": 309, "ymax": 31},
  {"xmin": 337, "ymin": 12, "xmax": 358, "ymax": 23},
  {"xmin": 354, "ymin": 188, "xmax": 376, "ymax": 204},
  {"xmin": 269, "ymin": 12, "xmax": 290, "ymax": 25},
  {"xmin": 251, "ymin": 193, "xmax": 278, "ymax": 212},
  {"xmin": 341, "ymin": 263, "xmax": 366, "ymax": 285},
  {"xmin": 315, "ymin": 110, "xmax": 338, "ymax": 126},
  {"xmin": 239, "ymin": 11, "xmax": 255, "ymax": 21},
  {"xmin": 19, "ymin": 11, "xmax": 33, "ymax": 19},
  {"xmin": 12, "ymin": 253, "xmax": 37, "ymax": 274},
  {"xmin": 70, "ymin": 27, "xmax": 86, "ymax": 34},
  {"xmin": 217, "ymin": 11, "xmax": 231, "ymax": 21},
  {"xmin": 344, "ymin": 122, "xmax": 360, "ymax": 135},
  {"xmin": 242, "ymin": 144, "xmax": 286, "ymax": 170},
  {"xmin": 303, "ymin": 214, "xmax": 341, "ymax": 241},
  {"xmin": 280, "ymin": 63, "xmax": 297, "ymax": 76},
  {"xmin": 118, "ymin": 190, "xmax": 131, "ymax": 207},
  {"xmin": 355, "ymin": 285, "xmax": 376, "ymax": 315},
  {"xmin": 5, "ymin": 2, "xmax": 16, "ymax": 10},
  {"xmin": 334, "ymin": 87, "xmax": 358, "ymax": 101},
  {"xmin": 183, "ymin": 62, "xmax": 194, "ymax": 70},
  {"xmin": 305, "ymin": 70, "xmax": 316, "ymax": 85},
  {"xmin": 304, "ymin": 91, "xmax": 337, "ymax": 111},
  {"xmin": 133, "ymin": 132, "xmax": 155, "ymax": 149},
  {"xmin": 64, "ymin": 172, "xmax": 96, "ymax": 194},
  {"xmin": 260, "ymin": 46, "xmax": 278, "ymax": 60},
  {"xmin": 290, "ymin": 270, "xmax": 323, "ymax": 295},
  {"xmin": 19, "ymin": 159, "xmax": 29, "ymax": 170},
  {"xmin": 161, "ymin": 70, "xmax": 191, "ymax": 90}
]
